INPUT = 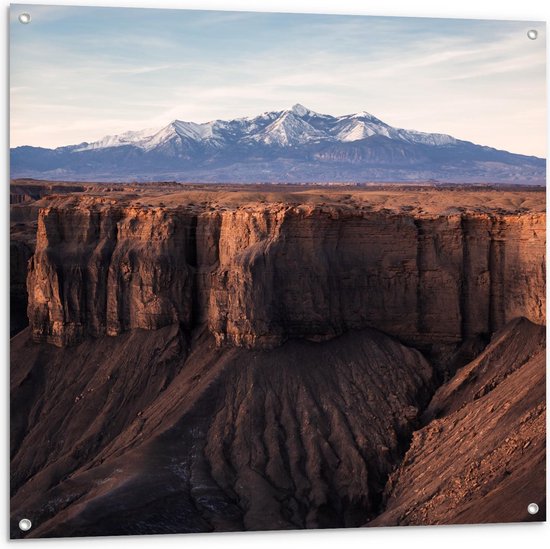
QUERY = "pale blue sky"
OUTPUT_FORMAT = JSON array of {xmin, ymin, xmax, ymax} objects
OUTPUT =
[{"xmin": 10, "ymin": 5, "xmax": 546, "ymax": 156}]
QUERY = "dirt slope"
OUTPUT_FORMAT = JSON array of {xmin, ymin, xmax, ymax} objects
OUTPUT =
[
  {"xmin": 370, "ymin": 318, "xmax": 546, "ymax": 526},
  {"xmin": 11, "ymin": 327, "xmax": 432, "ymax": 537}
]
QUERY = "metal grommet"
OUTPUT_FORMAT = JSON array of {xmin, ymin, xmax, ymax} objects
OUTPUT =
[{"xmin": 18, "ymin": 518, "xmax": 32, "ymax": 531}]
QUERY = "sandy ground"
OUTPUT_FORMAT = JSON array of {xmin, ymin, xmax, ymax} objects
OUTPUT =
[{"xmin": 10, "ymin": 179, "xmax": 546, "ymax": 216}]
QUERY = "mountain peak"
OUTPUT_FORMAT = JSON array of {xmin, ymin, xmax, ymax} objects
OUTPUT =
[
  {"xmin": 252, "ymin": 108, "xmax": 327, "ymax": 146},
  {"xmin": 350, "ymin": 110, "xmax": 382, "ymax": 122},
  {"xmin": 290, "ymin": 103, "xmax": 312, "ymax": 117},
  {"xmin": 64, "ymin": 104, "xmax": 466, "ymax": 156}
]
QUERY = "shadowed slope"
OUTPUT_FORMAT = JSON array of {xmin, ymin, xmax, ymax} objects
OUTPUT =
[
  {"xmin": 369, "ymin": 318, "xmax": 546, "ymax": 526},
  {"xmin": 11, "ymin": 327, "xmax": 432, "ymax": 538}
]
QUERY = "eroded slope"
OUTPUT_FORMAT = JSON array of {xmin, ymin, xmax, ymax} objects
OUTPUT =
[
  {"xmin": 370, "ymin": 318, "xmax": 546, "ymax": 526},
  {"xmin": 11, "ymin": 327, "xmax": 432, "ymax": 537}
]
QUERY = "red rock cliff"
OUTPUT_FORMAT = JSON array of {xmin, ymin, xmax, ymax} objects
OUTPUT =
[{"xmin": 27, "ymin": 201, "xmax": 545, "ymax": 348}]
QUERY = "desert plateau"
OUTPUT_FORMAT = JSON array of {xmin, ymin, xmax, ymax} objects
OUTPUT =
[{"xmin": 10, "ymin": 179, "xmax": 546, "ymax": 537}]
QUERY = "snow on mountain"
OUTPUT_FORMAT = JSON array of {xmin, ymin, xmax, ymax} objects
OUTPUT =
[
  {"xmin": 332, "ymin": 112, "xmax": 457, "ymax": 146},
  {"xmin": 393, "ymin": 129, "xmax": 457, "ymax": 146},
  {"xmin": 333, "ymin": 113, "xmax": 392, "ymax": 142},
  {"xmin": 335, "ymin": 121, "xmax": 377, "ymax": 142},
  {"xmin": 130, "ymin": 124, "xmax": 180, "ymax": 151},
  {"xmin": 74, "ymin": 127, "xmax": 159, "ymax": 151},
  {"xmin": 12, "ymin": 104, "xmax": 545, "ymax": 183},
  {"xmin": 73, "ymin": 105, "xmax": 460, "ymax": 153},
  {"xmin": 290, "ymin": 103, "xmax": 311, "ymax": 117},
  {"xmin": 249, "ymin": 110, "xmax": 329, "ymax": 146},
  {"xmin": 77, "ymin": 120, "xmax": 230, "ymax": 153}
]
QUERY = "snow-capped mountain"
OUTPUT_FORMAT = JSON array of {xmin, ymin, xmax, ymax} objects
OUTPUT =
[
  {"xmin": 10, "ymin": 104, "xmax": 545, "ymax": 183},
  {"xmin": 73, "ymin": 104, "xmax": 458, "ymax": 151}
]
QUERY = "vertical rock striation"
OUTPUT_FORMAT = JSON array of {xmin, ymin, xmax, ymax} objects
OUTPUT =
[{"xmin": 27, "ymin": 202, "xmax": 545, "ymax": 348}]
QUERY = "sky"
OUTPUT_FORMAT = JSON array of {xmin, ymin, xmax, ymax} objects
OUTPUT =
[{"xmin": 10, "ymin": 5, "xmax": 547, "ymax": 156}]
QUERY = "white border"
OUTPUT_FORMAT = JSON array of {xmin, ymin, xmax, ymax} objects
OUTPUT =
[{"xmin": 1, "ymin": 1, "xmax": 548, "ymax": 548}]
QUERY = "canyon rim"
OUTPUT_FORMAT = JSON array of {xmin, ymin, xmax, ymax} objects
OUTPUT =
[{"xmin": 9, "ymin": 5, "xmax": 546, "ymax": 539}]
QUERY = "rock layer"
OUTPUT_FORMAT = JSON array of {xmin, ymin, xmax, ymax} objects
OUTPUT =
[{"xmin": 27, "ymin": 201, "xmax": 545, "ymax": 349}]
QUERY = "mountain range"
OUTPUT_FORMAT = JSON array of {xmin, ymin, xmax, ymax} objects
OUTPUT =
[{"xmin": 10, "ymin": 104, "xmax": 545, "ymax": 183}]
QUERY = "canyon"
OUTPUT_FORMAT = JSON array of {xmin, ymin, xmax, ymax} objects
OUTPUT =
[{"xmin": 10, "ymin": 180, "xmax": 546, "ymax": 537}]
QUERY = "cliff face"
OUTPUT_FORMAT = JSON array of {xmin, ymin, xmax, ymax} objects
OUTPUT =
[
  {"xmin": 10, "ymin": 240, "xmax": 32, "ymax": 336},
  {"xmin": 27, "ymin": 202, "xmax": 545, "ymax": 348},
  {"xmin": 27, "ymin": 201, "xmax": 545, "ymax": 349}
]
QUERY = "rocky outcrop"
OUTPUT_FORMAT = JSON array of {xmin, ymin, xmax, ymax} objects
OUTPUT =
[
  {"xmin": 27, "ymin": 201, "xmax": 545, "ymax": 349},
  {"xmin": 369, "ymin": 317, "xmax": 546, "ymax": 526},
  {"xmin": 28, "ymin": 204, "xmax": 199, "ymax": 346},
  {"xmin": 10, "ymin": 180, "xmax": 140, "ymax": 338},
  {"xmin": 11, "ymin": 326, "xmax": 432, "ymax": 537}
]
